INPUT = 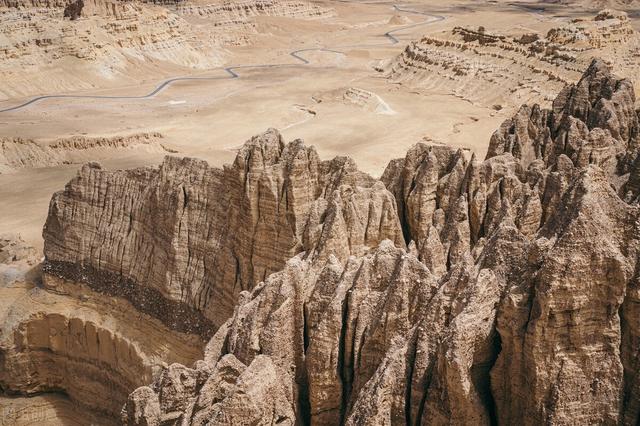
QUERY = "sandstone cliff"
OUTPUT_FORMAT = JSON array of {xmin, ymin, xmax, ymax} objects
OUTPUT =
[
  {"xmin": 109, "ymin": 59, "xmax": 640, "ymax": 425},
  {"xmin": 42, "ymin": 128, "xmax": 405, "ymax": 336}
]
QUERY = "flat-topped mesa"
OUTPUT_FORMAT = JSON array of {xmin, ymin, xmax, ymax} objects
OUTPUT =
[
  {"xmin": 42, "ymin": 129, "xmax": 404, "ymax": 337},
  {"xmin": 124, "ymin": 60, "xmax": 640, "ymax": 426}
]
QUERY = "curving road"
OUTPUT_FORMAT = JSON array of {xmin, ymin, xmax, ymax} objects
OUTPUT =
[{"xmin": 0, "ymin": 3, "xmax": 444, "ymax": 113}]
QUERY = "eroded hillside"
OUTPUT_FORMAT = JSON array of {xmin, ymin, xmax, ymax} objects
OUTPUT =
[
  {"xmin": 0, "ymin": 0, "xmax": 334, "ymax": 99},
  {"xmin": 1, "ymin": 59, "xmax": 633, "ymax": 425},
  {"xmin": 385, "ymin": 9, "xmax": 640, "ymax": 109}
]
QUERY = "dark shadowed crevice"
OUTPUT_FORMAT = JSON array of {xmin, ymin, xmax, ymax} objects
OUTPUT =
[
  {"xmin": 297, "ymin": 364, "xmax": 312, "ymax": 426},
  {"xmin": 399, "ymin": 212, "xmax": 413, "ymax": 247},
  {"xmin": 298, "ymin": 302, "xmax": 311, "ymax": 426},
  {"xmin": 338, "ymin": 287, "xmax": 354, "ymax": 424},
  {"xmin": 404, "ymin": 333, "xmax": 418, "ymax": 426},
  {"xmin": 303, "ymin": 303, "xmax": 310, "ymax": 353},
  {"xmin": 619, "ymin": 292, "xmax": 640, "ymax": 425},
  {"xmin": 472, "ymin": 329, "xmax": 501, "ymax": 426},
  {"xmin": 415, "ymin": 356, "xmax": 435, "ymax": 426}
]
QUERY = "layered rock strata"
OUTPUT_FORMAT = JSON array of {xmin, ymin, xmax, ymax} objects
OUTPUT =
[
  {"xmin": 0, "ymin": 275, "xmax": 205, "ymax": 424},
  {"xmin": 0, "ymin": 235, "xmax": 205, "ymax": 424},
  {"xmin": 110, "ymin": 59, "xmax": 640, "ymax": 424},
  {"xmin": 176, "ymin": 0, "xmax": 333, "ymax": 21},
  {"xmin": 0, "ymin": 132, "xmax": 171, "ymax": 173},
  {"xmin": 0, "ymin": 0, "xmax": 225, "ymax": 100},
  {"xmin": 385, "ymin": 10, "xmax": 640, "ymax": 109}
]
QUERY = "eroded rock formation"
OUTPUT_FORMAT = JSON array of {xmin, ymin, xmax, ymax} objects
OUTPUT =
[
  {"xmin": 11, "ymin": 58, "xmax": 635, "ymax": 423},
  {"xmin": 109, "ymin": 59, "xmax": 640, "ymax": 425},
  {"xmin": 0, "ymin": 0, "xmax": 226, "ymax": 99},
  {"xmin": 43, "ymin": 128, "xmax": 404, "ymax": 335},
  {"xmin": 384, "ymin": 9, "xmax": 640, "ymax": 109},
  {"xmin": 0, "ymin": 132, "xmax": 171, "ymax": 173}
]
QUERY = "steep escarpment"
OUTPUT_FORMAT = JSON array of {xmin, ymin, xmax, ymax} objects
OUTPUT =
[
  {"xmin": 115, "ymin": 59, "xmax": 640, "ymax": 424},
  {"xmin": 42, "ymin": 129, "xmax": 405, "ymax": 335}
]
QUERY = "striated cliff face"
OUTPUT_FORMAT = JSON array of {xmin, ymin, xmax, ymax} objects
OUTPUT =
[
  {"xmin": 42, "ymin": 128, "xmax": 405, "ymax": 335},
  {"xmin": 31, "ymin": 59, "xmax": 640, "ymax": 424},
  {"xmin": 109, "ymin": 59, "xmax": 640, "ymax": 425}
]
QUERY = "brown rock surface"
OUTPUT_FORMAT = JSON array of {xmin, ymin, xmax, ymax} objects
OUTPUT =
[
  {"xmin": 42, "ymin": 128, "xmax": 405, "ymax": 334},
  {"xmin": 0, "ymin": 267, "xmax": 205, "ymax": 424},
  {"xmin": 63, "ymin": 0, "xmax": 83, "ymax": 20},
  {"xmin": 114, "ymin": 60, "xmax": 640, "ymax": 425},
  {"xmin": 0, "ymin": 58, "xmax": 630, "ymax": 424}
]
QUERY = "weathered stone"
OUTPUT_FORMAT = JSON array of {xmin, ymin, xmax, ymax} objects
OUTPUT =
[
  {"xmin": 37, "ymin": 60, "xmax": 640, "ymax": 425},
  {"xmin": 43, "ymin": 129, "xmax": 404, "ymax": 335}
]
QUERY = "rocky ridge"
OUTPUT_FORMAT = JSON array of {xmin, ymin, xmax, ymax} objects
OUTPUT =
[
  {"xmin": 28, "ymin": 58, "xmax": 640, "ymax": 424},
  {"xmin": 384, "ymin": 9, "xmax": 640, "ymax": 109},
  {"xmin": 111, "ymin": 59, "xmax": 640, "ymax": 424},
  {"xmin": 42, "ymin": 128, "xmax": 405, "ymax": 334},
  {"xmin": 0, "ymin": 132, "xmax": 172, "ymax": 173}
]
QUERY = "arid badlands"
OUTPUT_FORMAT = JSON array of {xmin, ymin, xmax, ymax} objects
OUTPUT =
[{"xmin": 3, "ymin": 0, "xmax": 640, "ymax": 424}]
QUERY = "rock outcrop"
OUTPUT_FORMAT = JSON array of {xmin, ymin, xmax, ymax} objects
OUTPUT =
[
  {"xmin": 42, "ymin": 128, "xmax": 405, "ymax": 335},
  {"xmin": 0, "ymin": 233, "xmax": 37, "ymax": 265},
  {"xmin": 113, "ymin": 59, "xmax": 640, "ymax": 425},
  {"xmin": 63, "ymin": 0, "xmax": 83, "ymax": 20}
]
